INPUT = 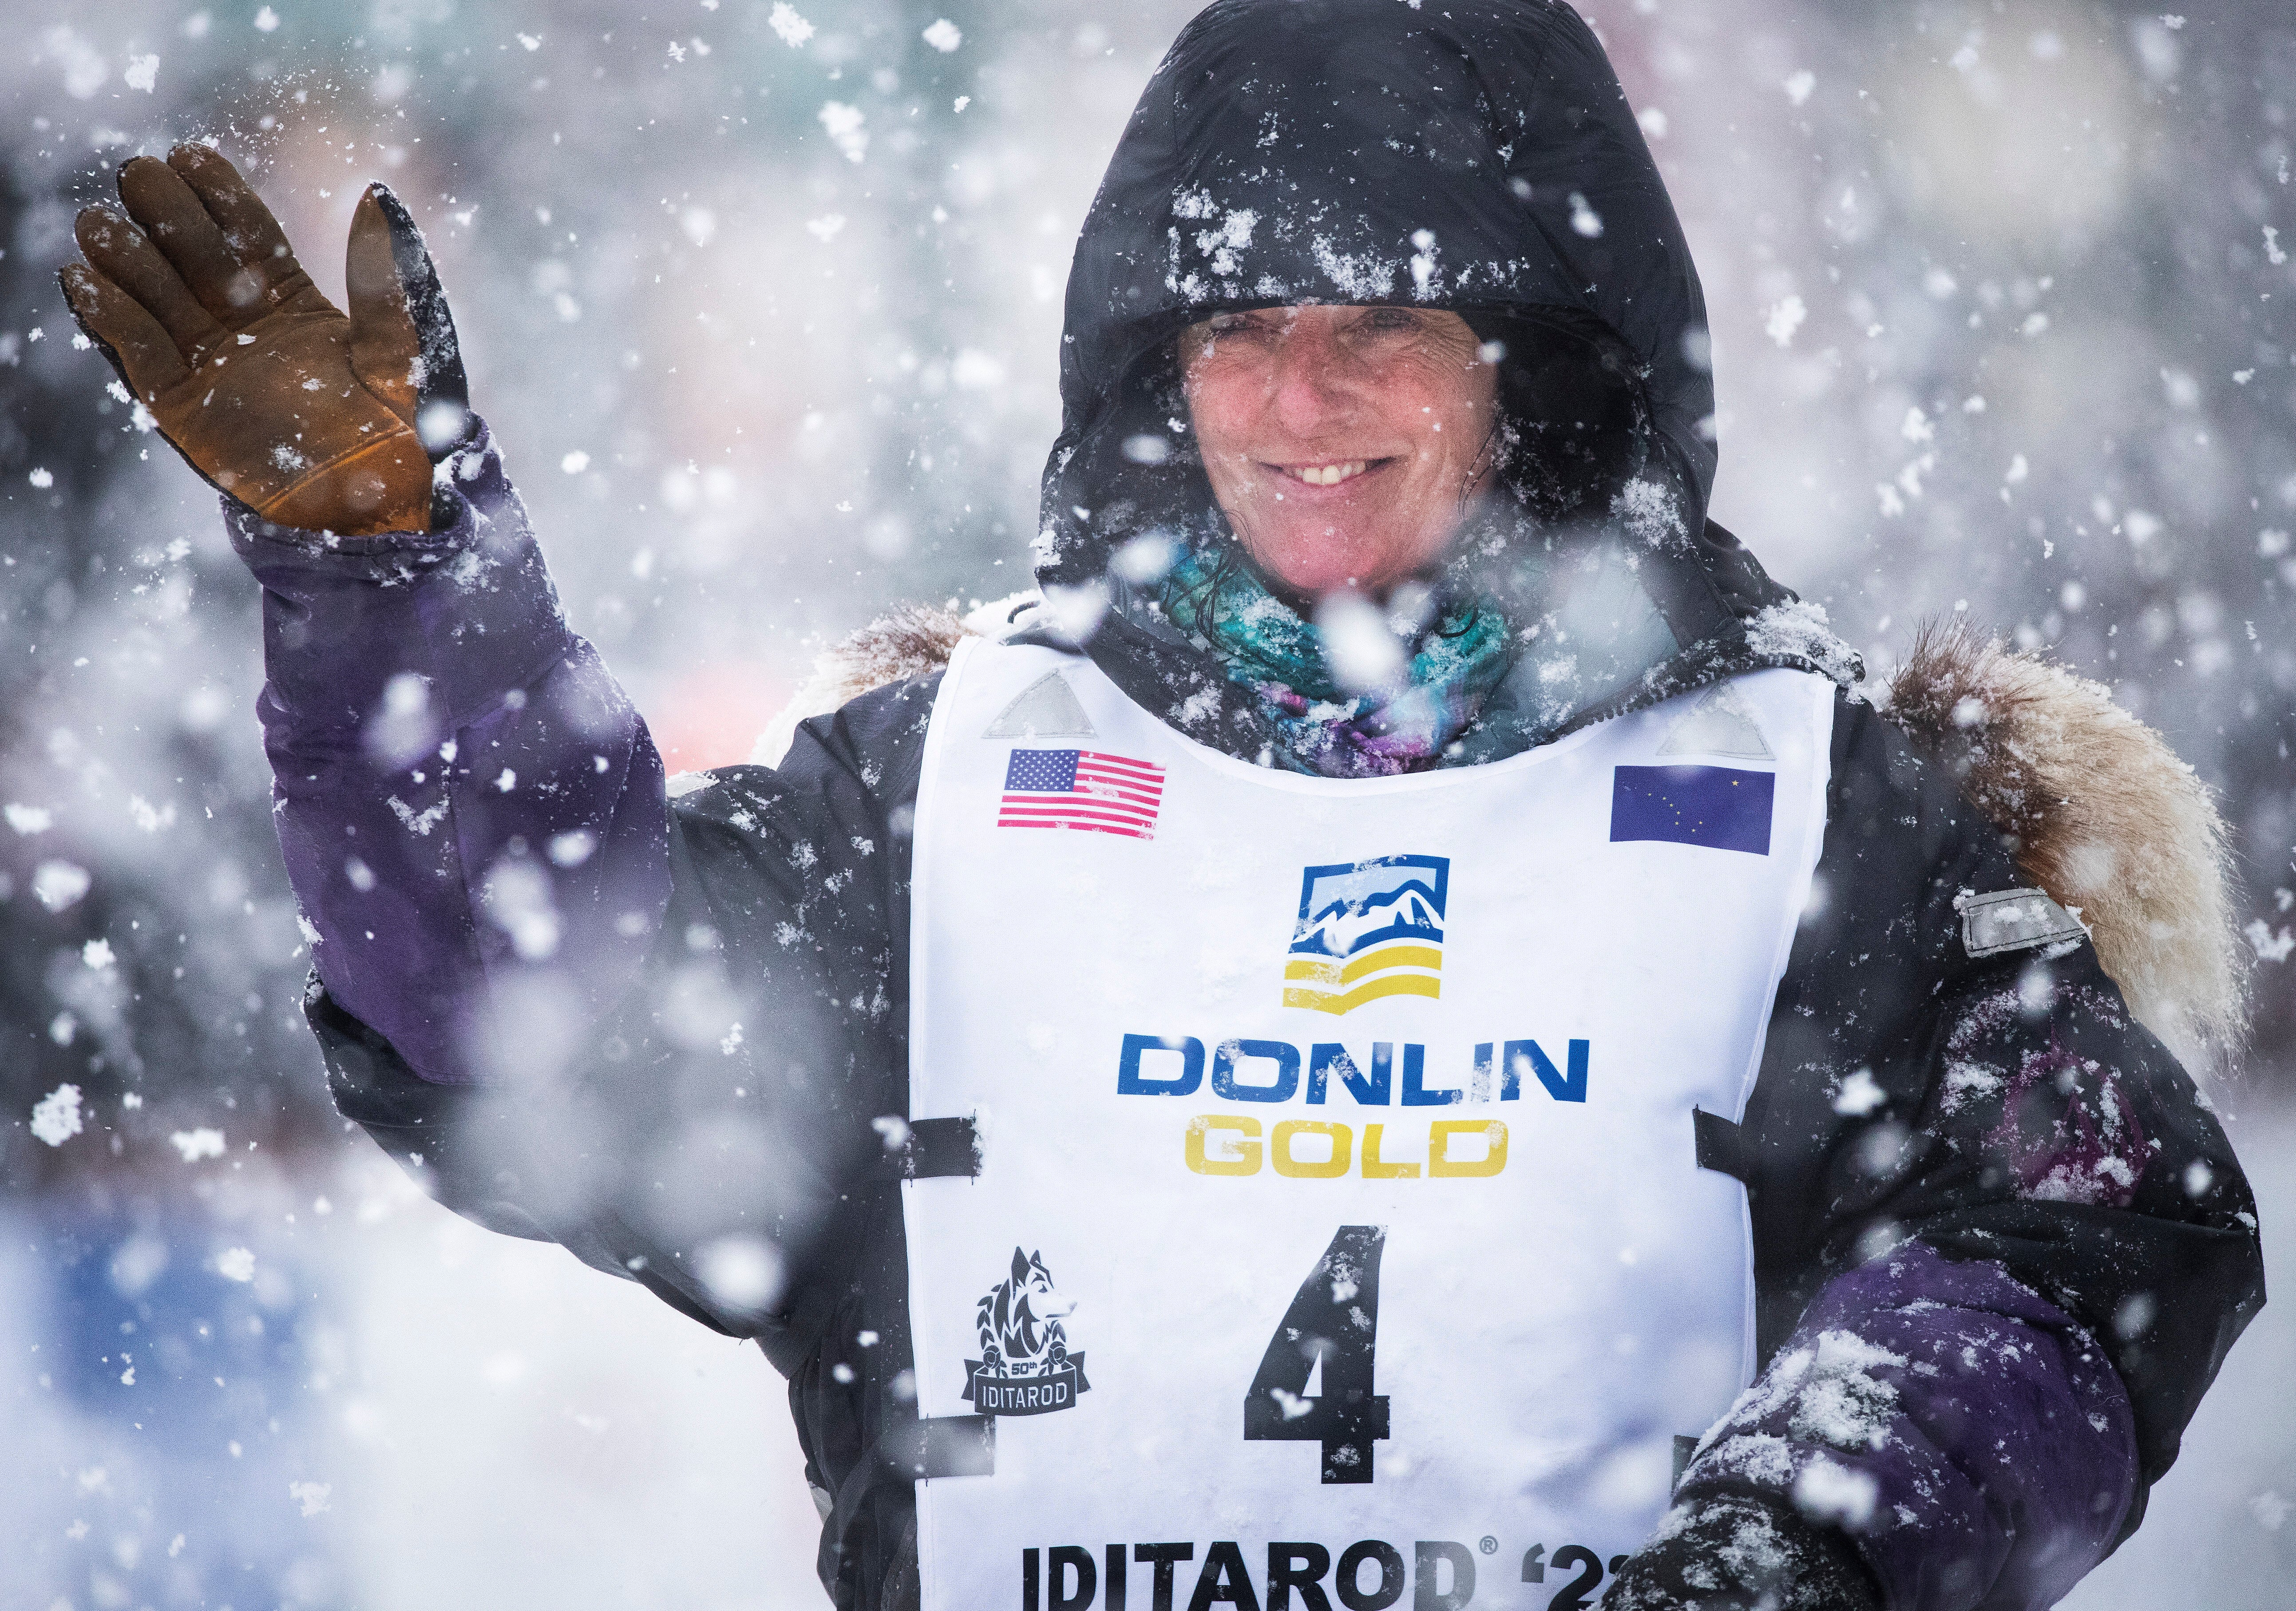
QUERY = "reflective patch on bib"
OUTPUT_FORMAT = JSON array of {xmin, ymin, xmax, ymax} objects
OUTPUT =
[
  {"xmin": 985, "ymin": 671, "xmax": 1097, "ymax": 740},
  {"xmin": 1657, "ymin": 684, "xmax": 1774, "ymax": 761}
]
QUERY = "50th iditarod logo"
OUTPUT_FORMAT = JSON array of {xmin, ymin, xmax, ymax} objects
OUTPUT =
[{"xmin": 963, "ymin": 1247, "xmax": 1090, "ymax": 1416}]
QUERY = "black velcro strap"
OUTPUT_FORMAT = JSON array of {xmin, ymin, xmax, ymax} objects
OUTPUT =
[
  {"xmin": 1693, "ymin": 1108, "xmax": 1752, "ymax": 1184},
  {"xmin": 903, "ymin": 1115, "xmax": 981, "ymax": 1180}
]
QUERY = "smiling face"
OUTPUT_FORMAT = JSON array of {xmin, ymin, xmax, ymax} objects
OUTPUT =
[{"xmin": 1179, "ymin": 305, "xmax": 1500, "ymax": 602}]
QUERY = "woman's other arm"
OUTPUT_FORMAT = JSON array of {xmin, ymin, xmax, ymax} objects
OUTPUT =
[{"xmin": 1614, "ymin": 692, "xmax": 2261, "ymax": 1611}]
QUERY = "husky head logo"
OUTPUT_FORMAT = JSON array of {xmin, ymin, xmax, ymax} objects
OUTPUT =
[{"xmin": 975, "ymin": 1246, "xmax": 1076, "ymax": 1376}]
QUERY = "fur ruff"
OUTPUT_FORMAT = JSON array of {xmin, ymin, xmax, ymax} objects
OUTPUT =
[
  {"xmin": 750, "ymin": 606, "xmax": 2248, "ymax": 1077},
  {"xmin": 1884, "ymin": 621, "xmax": 2246, "ymax": 1079},
  {"xmin": 749, "ymin": 602, "xmax": 976, "ymax": 767}
]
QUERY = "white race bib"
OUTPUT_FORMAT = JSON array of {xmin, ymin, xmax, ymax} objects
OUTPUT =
[{"xmin": 904, "ymin": 639, "xmax": 1833, "ymax": 1611}]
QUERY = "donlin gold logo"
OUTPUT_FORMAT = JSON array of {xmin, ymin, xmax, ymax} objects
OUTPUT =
[{"xmin": 1282, "ymin": 856, "xmax": 1448, "ymax": 1015}]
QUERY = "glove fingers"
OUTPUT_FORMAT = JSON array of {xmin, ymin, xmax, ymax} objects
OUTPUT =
[
  {"xmin": 345, "ymin": 183, "xmax": 469, "ymax": 453},
  {"xmin": 117, "ymin": 155, "xmax": 262, "ymax": 327},
  {"xmin": 165, "ymin": 143, "xmax": 313, "ymax": 305},
  {"xmin": 58, "ymin": 262, "xmax": 190, "ymax": 402},
  {"xmin": 71, "ymin": 205, "xmax": 225, "ymax": 363},
  {"xmin": 343, "ymin": 186, "xmax": 421, "ymax": 427}
]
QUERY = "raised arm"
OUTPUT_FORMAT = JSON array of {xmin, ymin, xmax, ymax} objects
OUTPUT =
[
  {"xmin": 61, "ymin": 145, "xmax": 669, "ymax": 1083},
  {"xmin": 58, "ymin": 146, "xmax": 903, "ymax": 1368},
  {"xmin": 230, "ymin": 429, "xmax": 669, "ymax": 1083}
]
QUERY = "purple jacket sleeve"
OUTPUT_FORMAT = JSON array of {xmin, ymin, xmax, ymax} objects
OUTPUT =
[
  {"xmin": 1674, "ymin": 1240, "xmax": 2138, "ymax": 1611},
  {"xmin": 227, "ymin": 420, "xmax": 670, "ymax": 1084}
]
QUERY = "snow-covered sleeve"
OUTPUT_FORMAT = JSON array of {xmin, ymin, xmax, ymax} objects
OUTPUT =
[
  {"xmin": 305, "ymin": 676, "xmax": 934, "ymax": 1357},
  {"xmin": 227, "ymin": 417, "xmax": 669, "ymax": 1084},
  {"xmin": 1656, "ymin": 1244, "xmax": 2134, "ymax": 1611},
  {"xmin": 1631, "ymin": 694, "xmax": 2264, "ymax": 1611}
]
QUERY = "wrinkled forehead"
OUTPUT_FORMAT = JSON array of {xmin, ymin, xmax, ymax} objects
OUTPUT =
[{"xmin": 1179, "ymin": 302, "xmax": 1476, "ymax": 330}]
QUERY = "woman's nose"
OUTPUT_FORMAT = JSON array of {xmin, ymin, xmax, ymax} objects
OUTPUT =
[{"xmin": 1263, "ymin": 323, "xmax": 1358, "ymax": 430}]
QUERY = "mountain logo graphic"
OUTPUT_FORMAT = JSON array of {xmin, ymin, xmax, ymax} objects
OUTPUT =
[
  {"xmin": 962, "ymin": 1247, "xmax": 1090, "ymax": 1416},
  {"xmin": 1282, "ymin": 855, "xmax": 1449, "ymax": 1015}
]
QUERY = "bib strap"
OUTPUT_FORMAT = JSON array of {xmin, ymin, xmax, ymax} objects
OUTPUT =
[
  {"xmin": 903, "ymin": 1116, "xmax": 982, "ymax": 1179},
  {"xmin": 1693, "ymin": 1108, "xmax": 1753, "ymax": 1184}
]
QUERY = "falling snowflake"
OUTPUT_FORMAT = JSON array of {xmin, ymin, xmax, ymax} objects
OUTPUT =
[
  {"xmin": 32, "ymin": 859, "xmax": 90, "ymax": 910},
  {"xmin": 768, "ymin": 3, "xmax": 815, "ymax": 48},
  {"xmin": 31, "ymin": 1083, "xmax": 84, "ymax": 1147},
  {"xmin": 2245, "ymin": 920, "xmax": 2293, "ymax": 963},
  {"xmin": 1831, "ymin": 1068, "xmax": 1886, "ymax": 1116},
  {"xmin": 171, "ymin": 1127, "xmax": 227, "ymax": 1162},
  {"xmin": 697, "ymin": 1235, "xmax": 783, "ymax": 1311},
  {"xmin": 818, "ymin": 102, "xmax": 868, "ymax": 163},
  {"xmin": 1794, "ymin": 1457, "xmax": 1879, "ymax": 1526}
]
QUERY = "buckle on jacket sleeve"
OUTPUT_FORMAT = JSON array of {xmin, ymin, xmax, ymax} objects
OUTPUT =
[{"xmin": 1959, "ymin": 887, "xmax": 2087, "ymax": 959}]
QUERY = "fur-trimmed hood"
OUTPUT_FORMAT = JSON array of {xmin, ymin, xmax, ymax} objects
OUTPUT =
[{"xmin": 752, "ymin": 606, "xmax": 2246, "ymax": 1078}]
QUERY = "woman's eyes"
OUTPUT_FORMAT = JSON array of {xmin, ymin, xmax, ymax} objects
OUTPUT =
[
  {"xmin": 1354, "ymin": 311, "xmax": 1435, "ymax": 343},
  {"xmin": 1194, "ymin": 309, "xmax": 1429, "ymax": 347}
]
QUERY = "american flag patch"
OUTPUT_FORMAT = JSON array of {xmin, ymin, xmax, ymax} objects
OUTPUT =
[{"xmin": 998, "ymin": 748, "xmax": 1165, "ymax": 839}]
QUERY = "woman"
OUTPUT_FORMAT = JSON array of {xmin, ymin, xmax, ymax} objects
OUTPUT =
[{"xmin": 61, "ymin": 3, "xmax": 2259, "ymax": 1609}]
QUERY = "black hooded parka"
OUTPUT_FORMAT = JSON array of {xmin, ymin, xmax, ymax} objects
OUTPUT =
[{"xmin": 301, "ymin": 5, "xmax": 2261, "ymax": 1610}]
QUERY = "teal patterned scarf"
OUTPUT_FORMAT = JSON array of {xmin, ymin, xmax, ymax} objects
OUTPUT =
[{"xmin": 1156, "ymin": 542, "xmax": 1516, "ymax": 778}]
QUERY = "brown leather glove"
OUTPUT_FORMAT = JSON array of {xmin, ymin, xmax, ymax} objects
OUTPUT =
[{"xmin": 58, "ymin": 143, "xmax": 469, "ymax": 536}]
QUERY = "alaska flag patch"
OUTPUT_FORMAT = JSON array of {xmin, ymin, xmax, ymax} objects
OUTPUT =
[{"xmin": 1609, "ymin": 765, "xmax": 1774, "ymax": 855}]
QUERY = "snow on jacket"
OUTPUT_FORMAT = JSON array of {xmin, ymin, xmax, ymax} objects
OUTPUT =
[{"xmin": 225, "ymin": 4, "xmax": 2260, "ymax": 1610}]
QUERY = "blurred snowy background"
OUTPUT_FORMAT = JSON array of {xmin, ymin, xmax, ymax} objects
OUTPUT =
[{"xmin": 0, "ymin": 1, "xmax": 2289, "ymax": 1607}]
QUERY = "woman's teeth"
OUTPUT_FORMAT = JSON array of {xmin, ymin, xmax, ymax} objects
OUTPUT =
[{"xmin": 1287, "ymin": 460, "xmax": 1368, "ymax": 486}]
